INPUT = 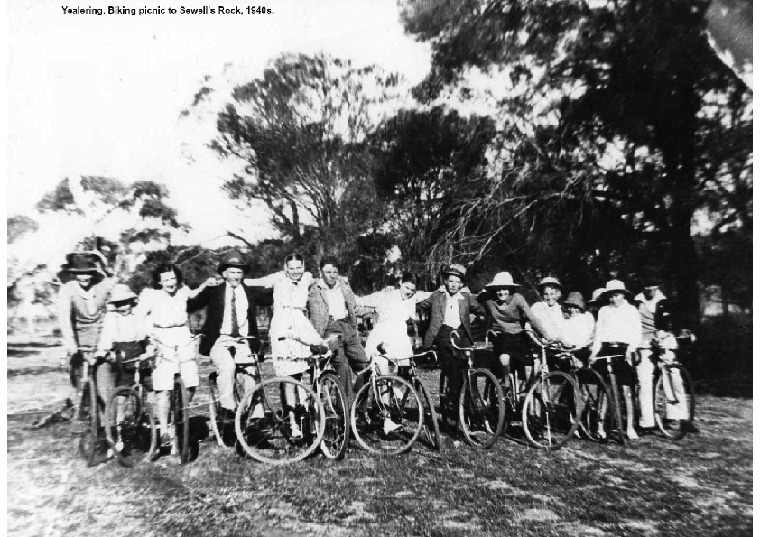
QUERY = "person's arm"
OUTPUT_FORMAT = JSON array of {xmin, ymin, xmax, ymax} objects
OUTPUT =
[
  {"xmin": 187, "ymin": 284, "xmax": 212, "ymax": 312},
  {"xmin": 413, "ymin": 290, "xmax": 432, "ymax": 303},
  {"xmin": 590, "ymin": 309, "xmax": 606, "ymax": 359},
  {"xmin": 519, "ymin": 297, "xmax": 552, "ymax": 340},
  {"xmin": 467, "ymin": 293, "xmax": 486, "ymax": 317},
  {"xmin": 95, "ymin": 313, "xmax": 116, "ymax": 357},
  {"xmin": 244, "ymin": 271, "xmax": 282, "ymax": 289},
  {"xmin": 57, "ymin": 284, "xmax": 77, "ymax": 355},
  {"xmin": 626, "ymin": 306, "xmax": 642, "ymax": 357},
  {"xmin": 187, "ymin": 277, "xmax": 218, "ymax": 300}
]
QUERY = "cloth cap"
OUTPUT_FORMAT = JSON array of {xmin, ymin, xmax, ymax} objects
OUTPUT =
[{"xmin": 441, "ymin": 263, "xmax": 467, "ymax": 280}]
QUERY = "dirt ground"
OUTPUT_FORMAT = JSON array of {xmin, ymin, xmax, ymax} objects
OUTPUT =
[{"xmin": 6, "ymin": 336, "xmax": 753, "ymax": 537}]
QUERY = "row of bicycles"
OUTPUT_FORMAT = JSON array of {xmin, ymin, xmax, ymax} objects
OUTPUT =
[{"xmin": 70, "ymin": 329, "xmax": 696, "ymax": 468}]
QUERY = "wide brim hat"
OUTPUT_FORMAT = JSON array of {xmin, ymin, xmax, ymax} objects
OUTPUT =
[
  {"xmin": 108, "ymin": 284, "xmax": 137, "ymax": 304},
  {"xmin": 537, "ymin": 276, "xmax": 563, "ymax": 291},
  {"xmin": 588, "ymin": 288, "xmax": 607, "ymax": 305},
  {"xmin": 59, "ymin": 253, "xmax": 104, "ymax": 276},
  {"xmin": 602, "ymin": 279, "xmax": 633, "ymax": 299},
  {"xmin": 441, "ymin": 263, "xmax": 467, "ymax": 280},
  {"xmin": 484, "ymin": 272, "xmax": 520, "ymax": 289},
  {"xmin": 563, "ymin": 292, "xmax": 585, "ymax": 311},
  {"xmin": 217, "ymin": 251, "xmax": 249, "ymax": 274}
]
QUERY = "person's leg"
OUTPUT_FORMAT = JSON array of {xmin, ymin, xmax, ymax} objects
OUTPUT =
[
  {"xmin": 663, "ymin": 360, "xmax": 689, "ymax": 421},
  {"xmin": 636, "ymin": 348, "xmax": 656, "ymax": 428},
  {"xmin": 434, "ymin": 327, "xmax": 457, "ymax": 401},
  {"xmin": 154, "ymin": 390, "xmax": 170, "ymax": 444},
  {"xmin": 341, "ymin": 323, "xmax": 370, "ymax": 392},
  {"xmin": 210, "ymin": 338, "xmax": 237, "ymax": 411},
  {"xmin": 95, "ymin": 360, "xmax": 115, "ymax": 426}
]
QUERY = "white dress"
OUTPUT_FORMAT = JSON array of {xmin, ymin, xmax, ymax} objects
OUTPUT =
[
  {"xmin": 358, "ymin": 289, "xmax": 430, "ymax": 367},
  {"xmin": 266, "ymin": 273, "xmax": 323, "ymax": 377}
]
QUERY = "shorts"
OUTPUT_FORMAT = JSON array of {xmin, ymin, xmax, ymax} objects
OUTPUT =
[
  {"xmin": 592, "ymin": 344, "xmax": 635, "ymax": 386},
  {"xmin": 153, "ymin": 357, "xmax": 199, "ymax": 391},
  {"xmin": 492, "ymin": 332, "xmax": 533, "ymax": 368}
]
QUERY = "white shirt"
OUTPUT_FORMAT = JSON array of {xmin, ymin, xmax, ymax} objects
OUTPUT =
[
  {"xmin": 323, "ymin": 284, "xmax": 348, "ymax": 320},
  {"xmin": 530, "ymin": 301, "xmax": 564, "ymax": 340},
  {"xmin": 592, "ymin": 302, "xmax": 641, "ymax": 351},
  {"xmin": 220, "ymin": 284, "xmax": 249, "ymax": 336},
  {"xmin": 135, "ymin": 286, "xmax": 191, "ymax": 330},
  {"xmin": 561, "ymin": 312, "xmax": 595, "ymax": 349},
  {"xmin": 443, "ymin": 292, "xmax": 464, "ymax": 329}
]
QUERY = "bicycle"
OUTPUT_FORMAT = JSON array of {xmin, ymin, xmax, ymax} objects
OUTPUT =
[
  {"xmin": 378, "ymin": 346, "xmax": 442, "ymax": 451},
  {"xmin": 350, "ymin": 353, "xmax": 424, "ymax": 456},
  {"xmin": 651, "ymin": 335, "xmax": 696, "ymax": 440},
  {"xmin": 150, "ymin": 333, "xmax": 202, "ymax": 464},
  {"xmin": 589, "ymin": 350, "xmax": 630, "ymax": 446},
  {"xmin": 208, "ymin": 336, "xmax": 263, "ymax": 449},
  {"xmin": 104, "ymin": 350, "xmax": 158, "ymax": 467},
  {"xmin": 520, "ymin": 330, "xmax": 582, "ymax": 449},
  {"xmin": 234, "ymin": 336, "xmax": 349, "ymax": 464},
  {"xmin": 448, "ymin": 332, "xmax": 505, "ymax": 449}
]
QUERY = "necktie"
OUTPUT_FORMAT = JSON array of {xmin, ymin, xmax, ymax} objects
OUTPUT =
[{"xmin": 230, "ymin": 289, "xmax": 240, "ymax": 337}]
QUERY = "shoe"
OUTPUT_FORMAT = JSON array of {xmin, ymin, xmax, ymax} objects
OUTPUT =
[
  {"xmin": 160, "ymin": 433, "xmax": 172, "ymax": 448},
  {"xmin": 626, "ymin": 429, "xmax": 639, "ymax": 441},
  {"xmin": 251, "ymin": 403, "xmax": 265, "ymax": 419},
  {"xmin": 638, "ymin": 426, "xmax": 657, "ymax": 436},
  {"xmin": 681, "ymin": 420, "xmax": 699, "ymax": 434},
  {"xmin": 114, "ymin": 425, "xmax": 125, "ymax": 452},
  {"xmin": 106, "ymin": 448, "xmax": 115, "ymax": 459},
  {"xmin": 596, "ymin": 428, "xmax": 608, "ymax": 440},
  {"xmin": 383, "ymin": 418, "xmax": 402, "ymax": 435}
]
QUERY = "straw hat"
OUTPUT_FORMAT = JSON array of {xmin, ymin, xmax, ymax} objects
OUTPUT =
[
  {"xmin": 484, "ymin": 272, "xmax": 520, "ymax": 289},
  {"xmin": 537, "ymin": 276, "xmax": 562, "ymax": 291},
  {"xmin": 441, "ymin": 263, "xmax": 467, "ymax": 280},
  {"xmin": 603, "ymin": 279, "xmax": 632, "ymax": 299},
  {"xmin": 108, "ymin": 284, "xmax": 137, "ymax": 304}
]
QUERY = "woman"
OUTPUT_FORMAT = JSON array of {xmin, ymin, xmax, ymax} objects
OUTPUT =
[
  {"xmin": 135, "ymin": 264, "xmax": 215, "ymax": 449},
  {"xmin": 356, "ymin": 273, "xmax": 431, "ymax": 434},
  {"xmin": 477, "ymin": 272, "xmax": 551, "ymax": 388},
  {"xmin": 246, "ymin": 254, "xmax": 325, "ymax": 438}
]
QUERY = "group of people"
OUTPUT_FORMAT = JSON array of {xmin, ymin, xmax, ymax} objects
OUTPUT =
[{"xmin": 56, "ymin": 249, "xmax": 695, "ymax": 457}]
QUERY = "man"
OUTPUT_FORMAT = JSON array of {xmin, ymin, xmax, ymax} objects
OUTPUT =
[
  {"xmin": 307, "ymin": 256, "xmax": 368, "ymax": 401},
  {"xmin": 530, "ymin": 276, "xmax": 565, "ymax": 341},
  {"xmin": 634, "ymin": 279, "xmax": 696, "ymax": 434},
  {"xmin": 417, "ymin": 264, "xmax": 485, "ymax": 408},
  {"xmin": 57, "ymin": 253, "xmax": 116, "ymax": 420},
  {"xmin": 187, "ymin": 251, "xmax": 260, "ymax": 417}
]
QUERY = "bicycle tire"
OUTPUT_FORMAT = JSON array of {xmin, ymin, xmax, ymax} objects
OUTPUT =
[
  {"xmin": 458, "ymin": 368, "xmax": 505, "ymax": 449},
  {"xmin": 350, "ymin": 375, "xmax": 423, "ymax": 456},
  {"xmin": 172, "ymin": 377, "xmax": 191, "ymax": 464},
  {"xmin": 106, "ymin": 387, "xmax": 156, "ymax": 467},
  {"xmin": 576, "ymin": 367, "xmax": 613, "ymax": 442},
  {"xmin": 235, "ymin": 377, "xmax": 324, "ymax": 465},
  {"xmin": 500, "ymin": 371, "xmax": 522, "ymax": 437},
  {"xmin": 654, "ymin": 364, "xmax": 695, "ymax": 440},
  {"xmin": 77, "ymin": 372, "xmax": 100, "ymax": 466},
  {"xmin": 607, "ymin": 373, "xmax": 628, "ymax": 446},
  {"xmin": 414, "ymin": 379, "xmax": 441, "ymax": 451},
  {"xmin": 318, "ymin": 373, "xmax": 349, "ymax": 460},
  {"xmin": 521, "ymin": 371, "xmax": 581, "ymax": 450}
]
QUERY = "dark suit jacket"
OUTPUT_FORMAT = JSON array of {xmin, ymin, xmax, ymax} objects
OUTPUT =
[
  {"xmin": 187, "ymin": 283, "xmax": 258, "ymax": 356},
  {"xmin": 418, "ymin": 290, "xmax": 485, "ymax": 348}
]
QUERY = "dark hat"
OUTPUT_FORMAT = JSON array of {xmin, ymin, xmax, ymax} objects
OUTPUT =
[
  {"xmin": 218, "ymin": 251, "xmax": 249, "ymax": 274},
  {"xmin": 59, "ymin": 253, "xmax": 103, "ymax": 276},
  {"xmin": 441, "ymin": 263, "xmax": 467, "ymax": 280},
  {"xmin": 563, "ymin": 292, "xmax": 585, "ymax": 311}
]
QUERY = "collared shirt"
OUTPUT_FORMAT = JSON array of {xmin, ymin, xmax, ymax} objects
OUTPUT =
[
  {"xmin": 97, "ymin": 311, "xmax": 146, "ymax": 354},
  {"xmin": 135, "ymin": 286, "xmax": 192, "ymax": 331},
  {"xmin": 593, "ymin": 302, "xmax": 641, "ymax": 349},
  {"xmin": 530, "ymin": 301, "xmax": 564, "ymax": 340},
  {"xmin": 220, "ymin": 284, "xmax": 249, "ymax": 336},
  {"xmin": 323, "ymin": 284, "xmax": 348, "ymax": 320},
  {"xmin": 443, "ymin": 292, "xmax": 464, "ymax": 329}
]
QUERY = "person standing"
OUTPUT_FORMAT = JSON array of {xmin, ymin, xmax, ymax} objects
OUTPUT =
[
  {"xmin": 57, "ymin": 253, "xmax": 116, "ymax": 417},
  {"xmin": 307, "ymin": 256, "xmax": 368, "ymax": 402},
  {"xmin": 530, "ymin": 276, "xmax": 565, "ymax": 341},
  {"xmin": 417, "ymin": 264, "xmax": 485, "ymax": 409}
]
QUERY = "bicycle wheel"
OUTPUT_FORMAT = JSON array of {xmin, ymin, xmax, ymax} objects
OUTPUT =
[
  {"xmin": 77, "ymin": 374, "xmax": 100, "ymax": 466},
  {"xmin": 654, "ymin": 364, "xmax": 695, "ymax": 440},
  {"xmin": 235, "ymin": 378, "xmax": 324, "ymax": 465},
  {"xmin": 413, "ymin": 379, "xmax": 441, "ymax": 451},
  {"xmin": 500, "ymin": 371, "xmax": 521, "ymax": 437},
  {"xmin": 350, "ymin": 375, "xmax": 423, "ymax": 456},
  {"xmin": 606, "ymin": 374, "xmax": 628, "ymax": 446},
  {"xmin": 172, "ymin": 377, "xmax": 191, "ymax": 464},
  {"xmin": 522, "ymin": 371, "xmax": 581, "ymax": 450},
  {"xmin": 458, "ymin": 369, "xmax": 505, "ymax": 449},
  {"xmin": 106, "ymin": 387, "xmax": 157, "ymax": 467},
  {"xmin": 318, "ymin": 373, "xmax": 349, "ymax": 460},
  {"xmin": 576, "ymin": 367, "xmax": 613, "ymax": 442}
]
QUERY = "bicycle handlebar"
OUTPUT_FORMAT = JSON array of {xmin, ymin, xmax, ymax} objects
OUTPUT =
[{"xmin": 449, "ymin": 331, "xmax": 490, "ymax": 352}]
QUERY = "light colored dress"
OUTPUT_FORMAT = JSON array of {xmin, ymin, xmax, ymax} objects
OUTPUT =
[
  {"xmin": 358, "ymin": 289, "xmax": 431, "ymax": 367},
  {"xmin": 260, "ymin": 273, "xmax": 323, "ymax": 377}
]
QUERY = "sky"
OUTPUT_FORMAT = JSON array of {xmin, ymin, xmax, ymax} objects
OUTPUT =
[{"xmin": 6, "ymin": 0, "xmax": 431, "ymax": 249}]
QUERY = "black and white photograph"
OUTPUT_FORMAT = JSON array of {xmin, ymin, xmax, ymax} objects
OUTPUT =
[{"xmin": 5, "ymin": 0, "xmax": 753, "ymax": 535}]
